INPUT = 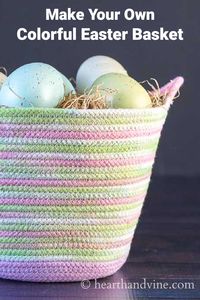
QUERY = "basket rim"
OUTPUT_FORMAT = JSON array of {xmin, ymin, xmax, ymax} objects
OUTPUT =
[{"xmin": 0, "ymin": 104, "xmax": 168, "ymax": 116}]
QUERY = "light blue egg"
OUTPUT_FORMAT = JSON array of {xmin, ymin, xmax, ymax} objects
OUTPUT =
[
  {"xmin": 0, "ymin": 63, "xmax": 65, "ymax": 108},
  {"xmin": 60, "ymin": 74, "xmax": 75, "ymax": 96},
  {"xmin": 0, "ymin": 80, "xmax": 32, "ymax": 107}
]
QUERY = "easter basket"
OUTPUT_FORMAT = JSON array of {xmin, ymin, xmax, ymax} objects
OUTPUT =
[{"xmin": 0, "ymin": 77, "xmax": 183, "ymax": 282}]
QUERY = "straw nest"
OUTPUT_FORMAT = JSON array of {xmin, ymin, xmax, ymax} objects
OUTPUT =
[{"xmin": 58, "ymin": 78, "xmax": 180, "ymax": 109}]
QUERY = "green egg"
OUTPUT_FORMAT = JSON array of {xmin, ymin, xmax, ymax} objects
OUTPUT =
[{"xmin": 92, "ymin": 73, "xmax": 152, "ymax": 109}]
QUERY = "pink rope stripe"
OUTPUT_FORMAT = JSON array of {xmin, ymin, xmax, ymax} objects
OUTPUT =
[
  {"xmin": 0, "ymin": 175, "xmax": 150, "ymax": 187},
  {"xmin": 0, "ymin": 194, "xmax": 145, "ymax": 206},
  {"xmin": 0, "ymin": 153, "xmax": 154, "ymax": 167},
  {"xmin": 0, "ymin": 127, "xmax": 160, "ymax": 140}
]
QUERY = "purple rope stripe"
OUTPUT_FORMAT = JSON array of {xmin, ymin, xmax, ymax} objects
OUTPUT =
[{"xmin": 0, "ymin": 256, "xmax": 127, "ymax": 282}]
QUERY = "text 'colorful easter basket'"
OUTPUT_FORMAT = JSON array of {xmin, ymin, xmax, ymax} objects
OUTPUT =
[{"xmin": 0, "ymin": 77, "xmax": 183, "ymax": 282}]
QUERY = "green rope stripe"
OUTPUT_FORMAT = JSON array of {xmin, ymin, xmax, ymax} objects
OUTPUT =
[
  {"xmin": 0, "ymin": 109, "xmax": 167, "ymax": 125},
  {"xmin": 0, "ymin": 201, "xmax": 142, "ymax": 213},
  {"xmin": 0, "ymin": 220, "xmax": 137, "ymax": 232},
  {"xmin": 0, "ymin": 235, "xmax": 134, "ymax": 244},
  {"xmin": 0, "ymin": 181, "xmax": 149, "ymax": 193},
  {"xmin": 0, "ymin": 163, "xmax": 152, "ymax": 173},
  {"xmin": 0, "ymin": 141, "xmax": 158, "ymax": 154},
  {"xmin": 0, "ymin": 187, "xmax": 147, "ymax": 201},
  {"xmin": 0, "ymin": 253, "xmax": 128, "ymax": 262}
]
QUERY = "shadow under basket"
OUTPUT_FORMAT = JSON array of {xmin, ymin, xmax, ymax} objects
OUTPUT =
[{"xmin": 0, "ymin": 77, "xmax": 183, "ymax": 282}]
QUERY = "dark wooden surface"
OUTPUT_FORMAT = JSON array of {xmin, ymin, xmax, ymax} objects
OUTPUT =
[{"xmin": 0, "ymin": 177, "xmax": 199, "ymax": 299}]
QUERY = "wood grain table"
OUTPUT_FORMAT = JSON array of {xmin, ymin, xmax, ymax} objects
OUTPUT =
[{"xmin": 0, "ymin": 177, "xmax": 199, "ymax": 299}]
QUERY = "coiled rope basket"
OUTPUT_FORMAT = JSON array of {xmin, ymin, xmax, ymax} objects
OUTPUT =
[{"xmin": 0, "ymin": 77, "xmax": 183, "ymax": 282}]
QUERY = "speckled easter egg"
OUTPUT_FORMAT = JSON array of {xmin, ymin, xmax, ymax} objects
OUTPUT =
[
  {"xmin": 60, "ymin": 74, "xmax": 75, "ymax": 96},
  {"xmin": 0, "ymin": 63, "xmax": 74, "ymax": 108},
  {"xmin": 0, "ymin": 72, "xmax": 7, "ymax": 89},
  {"xmin": 76, "ymin": 55, "xmax": 127, "ymax": 94},
  {"xmin": 92, "ymin": 73, "xmax": 152, "ymax": 109}
]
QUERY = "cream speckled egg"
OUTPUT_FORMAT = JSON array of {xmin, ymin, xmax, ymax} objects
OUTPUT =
[
  {"xmin": 76, "ymin": 55, "xmax": 127, "ymax": 93},
  {"xmin": 0, "ymin": 72, "xmax": 7, "ymax": 90},
  {"xmin": 92, "ymin": 73, "xmax": 152, "ymax": 109}
]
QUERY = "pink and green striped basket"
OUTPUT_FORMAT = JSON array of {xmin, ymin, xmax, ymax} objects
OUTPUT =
[{"xmin": 0, "ymin": 77, "xmax": 183, "ymax": 282}]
